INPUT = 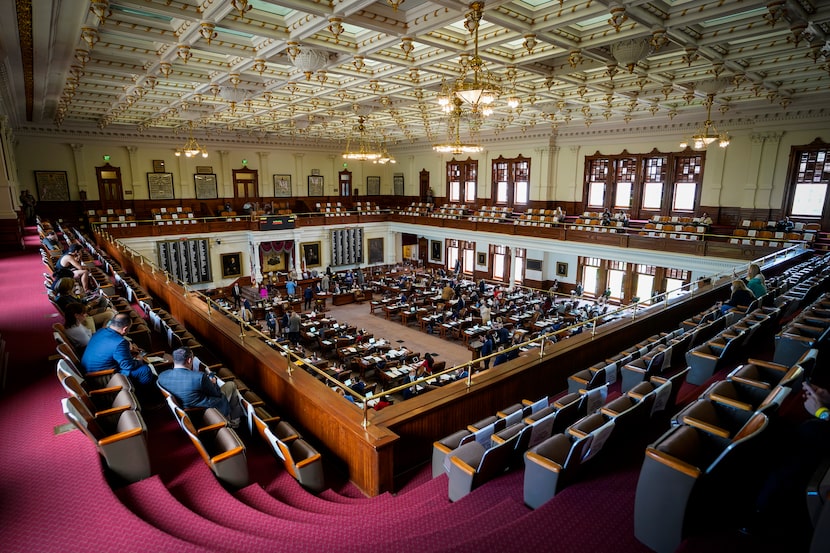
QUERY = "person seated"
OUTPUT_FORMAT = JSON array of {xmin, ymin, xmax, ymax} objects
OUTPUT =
[
  {"xmin": 54, "ymin": 244, "xmax": 92, "ymax": 293},
  {"xmin": 53, "ymin": 277, "xmax": 115, "ymax": 329},
  {"xmin": 336, "ymin": 386, "xmax": 356, "ymax": 403},
  {"xmin": 416, "ymin": 352, "xmax": 435, "ymax": 377},
  {"xmin": 776, "ymin": 216, "xmax": 794, "ymax": 232},
  {"xmin": 62, "ymin": 302, "xmax": 93, "ymax": 352},
  {"xmin": 158, "ymin": 347, "xmax": 243, "ymax": 428},
  {"xmin": 719, "ymin": 279, "xmax": 756, "ymax": 313},
  {"xmin": 492, "ymin": 345, "xmax": 508, "ymax": 367},
  {"xmin": 699, "ymin": 212, "xmax": 713, "ymax": 226},
  {"xmin": 80, "ymin": 313, "xmax": 156, "ymax": 390},
  {"xmin": 42, "ymin": 230, "xmax": 60, "ymax": 252},
  {"xmin": 745, "ymin": 263, "xmax": 768, "ymax": 298}
]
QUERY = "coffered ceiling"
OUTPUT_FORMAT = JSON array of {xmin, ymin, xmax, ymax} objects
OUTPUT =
[{"xmin": 2, "ymin": 0, "xmax": 829, "ymax": 149}]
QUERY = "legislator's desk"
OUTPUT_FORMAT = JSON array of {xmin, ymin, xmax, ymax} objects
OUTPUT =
[{"xmin": 332, "ymin": 292, "xmax": 355, "ymax": 305}]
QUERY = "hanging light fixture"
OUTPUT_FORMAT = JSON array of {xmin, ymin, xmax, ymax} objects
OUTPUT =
[
  {"xmin": 342, "ymin": 116, "xmax": 394, "ymax": 163},
  {"xmin": 436, "ymin": 2, "xmax": 500, "ymax": 118},
  {"xmin": 679, "ymin": 94, "xmax": 730, "ymax": 150},
  {"xmin": 175, "ymin": 123, "xmax": 208, "ymax": 158},
  {"xmin": 433, "ymin": 96, "xmax": 483, "ymax": 154}
]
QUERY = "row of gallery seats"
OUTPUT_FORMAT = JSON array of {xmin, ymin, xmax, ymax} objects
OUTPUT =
[
  {"xmin": 315, "ymin": 201, "xmax": 382, "ymax": 216},
  {"xmin": 51, "ymin": 226, "xmax": 325, "ymax": 492}
]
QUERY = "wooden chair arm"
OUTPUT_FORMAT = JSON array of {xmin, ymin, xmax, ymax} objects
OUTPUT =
[
  {"xmin": 709, "ymin": 393, "xmax": 753, "ymax": 411},
  {"xmin": 681, "ymin": 416, "xmax": 731, "ymax": 438},
  {"xmin": 93, "ymin": 404, "xmax": 130, "ymax": 418},
  {"xmin": 450, "ymin": 455, "xmax": 476, "ymax": 476},
  {"xmin": 98, "ymin": 426, "xmax": 143, "ymax": 446},
  {"xmin": 433, "ymin": 442, "xmax": 454, "ymax": 455},
  {"xmin": 88, "ymin": 386, "xmax": 123, "ymax": 396},
  {"xmin": 196, "ymin": 422, "xmax": 227, "ymax": 434},
  {"xmin": 731, "ymin": 375, "xmax": 771, "ymax": 389},
  {"xmin": 86, "ymin": 368, "xmax": 117, "ymax": 378},
  {"xmin": 295, "ymin": 453, "xmax": 322, "ymax": 469},
  {"xmin": 211, "ymin": 446, "xmax": 245, "ymax": 463},
  {"xmin": 525, "ymin": 451, "xmax": 563, "ymax": 473},
  {"xmin": 645, "ymin": 448, "xmax": 701, "ymax": 479},
  {"xmin": 690, "ymin": 351, "xmax": 719, "ymax": 361},
  {"xmin": 568, "ymin": 428, "xmax": 588, "ymax": 439},
  {"xmin": 745, "ymin": 358, "xmax": 788, "ymax": 372}
]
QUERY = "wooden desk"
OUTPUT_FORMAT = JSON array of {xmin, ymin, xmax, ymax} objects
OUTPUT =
[{"xmin": 333, "ymin": 292, "xmax": 355, "ymax": 306}]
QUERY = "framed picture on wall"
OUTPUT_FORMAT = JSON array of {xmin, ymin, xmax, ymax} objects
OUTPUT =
[
  {"xmin": 221, "ymin": 252, "xmax": 242, "ymax": 278},
  {"xmin": 194, "ymin": 173, "xmax": 218, "ymax": 199},
  {"xmin": 477, "ymin": 252, "xmax": 487, "ymax": 266},
  {"xmin": 366, "ymin": 176, "xmax": 380, "ymax": 195},
  {"xmin": 147, "ymin": 172, "xmax": 174, "ymax": 200},
  {"xmin": 368, "ymin": 237, "xmax": 384, "ymax": 264},
  {"xmin": 273, "ymin": 174, "xmax": 291, "ymax": 197},
  {"xmin": 308, "ymin": 175, "xmax": 324, "ymax": 196},
  {"xmin": 393, "ymin": 174, "xmax": 404, "ymax": 196},
  {"xmin": 556, "ymin": 262, "xmax": 568, "ymax": 277},
  {"xmin": 301, "ymin": 241, "xmax": 321, "ymax": 268},
  {"xmin": 430, "ymin": 240, "xmax": 442, "ymax": 262},
  {"xmin": 34, "ymin": 170, "xmax": 70, "ymax": 201}
]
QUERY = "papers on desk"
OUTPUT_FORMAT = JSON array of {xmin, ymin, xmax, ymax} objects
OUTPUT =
[
  {"xmin": 146, "ymin": 356, "xmax": 165, "ymax": 363},
  {"xmin": 347, "ymin": 347, "xmax": 357, "ymax": 353}
]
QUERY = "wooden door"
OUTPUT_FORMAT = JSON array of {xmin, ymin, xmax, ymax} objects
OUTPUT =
[
  {"xmin": 232, "ymin": 167, "xmax": 259, "ymax": 202},
  {"xmin": 420, "ymin": 169, "xmax": 430, "ymax": 201},
  {"xmin": 339, "ymin": 170, "xmax": 352, "ymax": 197},
  {"xmin": 95, "ymin": 163, "xmax": 123, "ymax": 210},
  {"xmin": 418, "ymin": 237, "xmax": 428, "ymax": 266}
]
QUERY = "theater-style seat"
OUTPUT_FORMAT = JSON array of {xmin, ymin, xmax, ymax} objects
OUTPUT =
[
  {"xmin": 62, "ymin": 396, "xmax": 151, "ymax": 483},
  {"xmin": 57, "ymin": 358, "xmax": 132, "ymax": 394},
  {"xmin": 446, "ymin": 432, "xmax": 517, "ymax": 501},
  {"xmin": 176, "ymin": 408, "xmax": 248, "ymax": 488},
  {"xmin": 671, "ymin": 398, "xmax": 755, "ymax": 439},
  {"xmin": 634, "ymin": 413, "xmax": 769, "ymax": 553},
  {"xmin": 566, "ymin": 362, "xmax": 608, "ymax": 394},
  {"xmin": 432, "ymin": 429, "xmax": 471, "ymax": 478},
  {"xmin": 774, "ymin": 323, "xmax": 830, "ymax": 367},
  {"xmin": 523, "ymin": 431, "xmax": 593, "ymax": 509},
  {"xmin": 275, "ymin": 437, "xmax": 325, "ymax": 492},
  {"xmin": 59, "ymin": 369, "xmax": 139, "ymax": 417},
  {"xmin": 685, "ymin": 334, "xmax": 742, "ymax": 386},
  {"xmin": 728, "ymin": 358, "xmax": 805, "ymax": 391},
  {"xmin": 620, "ymin": 349, "xmax": 666, "ymax": 393}
]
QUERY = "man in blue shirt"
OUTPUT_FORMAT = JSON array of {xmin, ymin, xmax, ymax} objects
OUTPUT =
[
  {"xmin": 158, "ymin": 347, "xmax": 242, "ymax": 427},
  {"xmin": 285, "ymin": 279, "xmax": 297, "ymax": 298},
  {"xmin": 80, "ymin": 313, "xmax": 155, "ymax": 388}
]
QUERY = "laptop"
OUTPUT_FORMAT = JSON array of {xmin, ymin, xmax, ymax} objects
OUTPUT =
[
  {"xmin": 369, "ymin": 337, "xmax": 376, "ymax": 344},
  {"xmin": 309, "ymin": 327, "xmax": 316, "ymax": 333}
]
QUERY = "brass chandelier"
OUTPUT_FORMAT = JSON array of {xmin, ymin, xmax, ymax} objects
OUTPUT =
[
  {"xmin": 174, "ymin": 123, "xmax": 208, "ymax": 158},
  {"xmin": 433, "ymin": 96, "xmax": 483, "ymax": 154},
  {"xmin": 437, "ymin": 1, "xmax": 501, "ymax": 118},
  {"xmin": 680, "ymin": 94, "xmax": 730, "ymax": 150},
  {"xmin": 342, "ymin": 116, "xmax": 396, "ymax": 164}
]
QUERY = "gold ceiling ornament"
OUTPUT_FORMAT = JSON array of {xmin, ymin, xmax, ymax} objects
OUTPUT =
[
  {"xmin": 607, "ymin": 2, "xmax": 628, "ymax": 32},
  {"xmin": 544, "ymin": 75, "xmax": 555, "ymax": 90},
  {"xmin": 81, "ymin": 27, "xmax": 99, "ymax": 49},
  {"xmin": 74, "ymin": 48, "xmax": 90, "ymax": 66},
  {"xmin": 89, "ymin": 1, "xmax": 111, "ymax": 25},
  {"xmin": 158, "ymin": 62, "xmax": 172, "ymax": 77},
  {"xmin": 231, "ymin": 0, "xmax": 252, "ymax": 18},
  {"xmin": 252, "ymin": 58, "xmax": 267, "ymax": 75},
  {"xmin": 316, "ymin": 70, "xmax": 328, "ymax": 85},
  {"xmin": 229, "ymin": 73, "xmax": 241, "ymax": 87},
  {"xmin": 682, "ymin": 46, "xmax": 699, "ymax": 66},
  {"xmin": 143, "ymin": 75, "xmax": 157, "ymax": 89},
  {"xmin": 328, "ymin": 17, "xmax": 344, "ymax": 43},
  {"xmin": 679, "ymin": 94, "xmax": 729, "ymax": 150},
  {"xmin": 175, "ymin": 122, "xmax": 208, "ymax": 158},
  {"xmin": 286, "ymin": 41, "xmax": 301, "ymax": 60},
  {"xmin": 177, "ymin": 44, "xmax": 192, "ymax": 63},
  {"xmin": 199, "ymin": 22, "xmax": 217, "ymax": 45},
  {"xmin": 433, "ymin": 96, "xmax": 483, "ymax": 154},
  {"xmin": 353, "ymin": 56, "xmax": 365, "ymax": 71},
  {"xmin": 342, "ymin": 116, "xmax": 395, "ymax": 163},
  {"xmin": 436, "ymin": 2, "xmax": 501, "ymax": 119},
  {"xmin": 523, "ymin": 34, "xmax": 537, "ymax": 54},
  {"xmin": 606, "ymin": 62, "xmax": 619, "ymax": 80},
  {"xmin": 650, "ymin": 27, "xmax": 668, "ymax": 51},
  {"xmin": 568, "ymin": 49, "xmax": 583, "ymax": 68},
  {"xmin": 505, "ymin": 65, "xmax": 519, "ymax": 109},
  {"xmin": 400, "ymin": 37, "xmax": 414, "ymax": 58},
  {"xmin": 662, "ymin": 81, "xmax": 674, "ymax": 99},
  {"xmin": 387, "ymin": 0, "xmax": 404, "ymax": 10},
  {"xmin": 765, "ymin": 0, "xmax": 786, "ymax": 26},
  {"xmin": 789, "ymin": 20, "xmax": 809, "ymax": 47}
]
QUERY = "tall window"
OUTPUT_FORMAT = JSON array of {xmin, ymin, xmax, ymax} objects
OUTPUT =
[
  {"xmin": 785, "ymin": 141, "xmax": 830, "ymax": 219},
  {"xmin": 580, "ymin": 257, "xmax": 601, "ymax": 297},
  {"xmin": 446, "ymin": 240, "xmax": 459, "ymax": 273},
  {"xmin": 492, "ymin": 155, "xmax": 530, "ymax": 207},
  {"xmin": 492, "ymin": 244, "xmax": 507, "ymax": 282},
  {"xmin": 635, "ymin": 264, "xmax": 656, "ymax": 303},
  {"xmin": 585, "ymin": 151, "xmax": 703, "ymax": 217},
  {"xmin": 513, "ymin": 248, "xmax": 525, "ymax": 284},
  {"xmin": 448, "ymin": 158, "xmax": 477, "ymax": 204},
  {"xmin": 672, "ymin": 155, "xmax": 703, "ymax": 212},
  {"xmin": 665, "ymin": 268, "xmax": 691, "ymax": 299},
  {"xmin": 461, "ymin": 241, "xmax": 475, "ymax": 275}
]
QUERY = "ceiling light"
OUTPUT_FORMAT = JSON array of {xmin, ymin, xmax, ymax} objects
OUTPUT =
[
  {"xmin": 679, "ymin": 94, "xmax": 729, "ymax": 150},
  {"xmin": 433, "ymin": 96, "xmax": 483, "ymax": 154},
  {"xmin": 342, "ymin": 116, "xmax": 394, "ymax": 163},
  {"xmin": 175, "ymin": 124, "xmax": 208, "ymax": 158},
  {"xmin": 437, "ymin": 2, "xmax": 500, "ymax": 118}
]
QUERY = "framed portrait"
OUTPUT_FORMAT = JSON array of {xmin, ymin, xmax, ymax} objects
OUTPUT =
[
  {"xmin": 194, "ymin": 173, "xmax": 218, "ymax": 199},
  {"xmin": 301, "ymin": 241, "xmax": 321, "ymax": 268},
  {"xmin": 34, "ymin": 170, "xmax": 70, "ymax": 201},
  {"xmin": 368, "ymin": 237, "xmax": 384, "ymax": 264},
  {"xmin": 477, "ymin": 252, "xmax": 487, "ymax": 267},
  {"xmin": 273, "ymin": 174, "xmax": 291, "ymax": 197},
  {"xmin": 556, "ymin": 262, "xmax": 568, "ymax": 277},
  {"xmin": 221, "ymin": 252, "xmax": 242, "ymax": 278},
  {"xmin": 308, "ymin": 175, "xmax": 324, "ymax": 196},
  {"xmin": 393, "ymin": 174, "xmax": 404, "ymax": 196},
  {"xmin": 430, "ymin": 240, "xmax": 442, "ymax": 262},
  {"xmin": 366, "ymin": 175, "xmax": 380, "ymax": 195},
  {"xmin": 147, "ymin": 172, "xmax": 174, "ymax": 200}
]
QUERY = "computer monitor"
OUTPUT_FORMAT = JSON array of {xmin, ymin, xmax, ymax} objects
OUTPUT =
[
  {"xmin": 369, "ymin": 337, "xmax": 376, "ymax": 344},
  {"xmin": 309, "ymin": 327, "xmax": 316, "ymax": 333}
]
